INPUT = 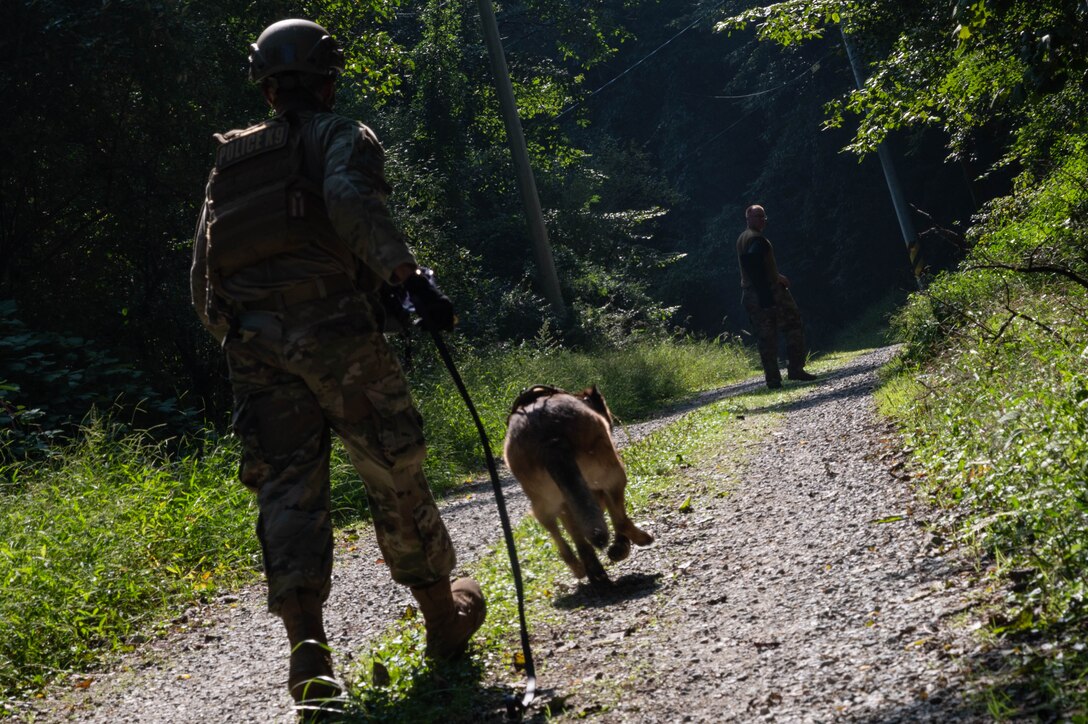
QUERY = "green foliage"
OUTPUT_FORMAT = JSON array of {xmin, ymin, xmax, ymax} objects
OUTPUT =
[
  {"xmin": 0, "ymin": 300, "xmax": 197, "ymax": 462},
  {"xmin": 367, "ymin": 0, "xmax": 690, "ymax": 348},
  {"xmin": 884, "ymin": 135, "xmax": 1088, "ymax": 716},
  {"xmin": 303, "ymin": 0, "xmax": 409, "ymax": 101},
  {"xmin": 716, "ymin": 0, "xmax": 847, "ymax": 46},
  {"xmin": 720, "ymin": 1, "xmax": 1088, "ymax": 164},
  {"xmin": 893, "ymin": 138, "xmax": 1088, "ymax": 362},
  {"xmin": 410, "ymin": 335, "xmax": 754, "ymax": 493},
  {"xmin": 0, "ymin": 422, "xmax": 257, "ymax": 698}
]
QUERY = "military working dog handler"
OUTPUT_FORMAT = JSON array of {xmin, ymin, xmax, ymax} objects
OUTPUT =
[{"xmin": 191, "ymin": 19, "xmax": 485, "ymax": 713}]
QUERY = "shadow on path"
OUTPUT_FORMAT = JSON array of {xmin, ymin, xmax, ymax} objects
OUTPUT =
[{"xmin": 552, "ymin": 572, "xmax": 664, "ymax": 610}]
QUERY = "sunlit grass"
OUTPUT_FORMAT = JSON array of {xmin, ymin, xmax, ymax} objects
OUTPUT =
[
  {"xmin": 412, "ymin": 336, "xmax": 755, "ymax": 494},
  {"xmin": 0, "ymin": 421, "xmax": 258, "ymax": 701}
]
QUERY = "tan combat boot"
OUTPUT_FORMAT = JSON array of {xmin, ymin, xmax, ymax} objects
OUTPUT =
[
  {"xmin": 410, "ymin": 577, "xmax": 487, "ymax": 660},
  {"xmin": 280, "ymin": 590, "xmax": 342, "ymax": 715}
]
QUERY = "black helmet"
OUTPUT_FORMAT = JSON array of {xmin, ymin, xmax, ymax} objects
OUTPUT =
[{"xmin": 248, "ymin": 19, "xmax": 345, "ymax": 82}]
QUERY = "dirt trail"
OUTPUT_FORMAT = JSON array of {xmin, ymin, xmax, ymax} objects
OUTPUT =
[{"xmin": 25, "ymin": 347, "xmax": 987, "ymax": 723}]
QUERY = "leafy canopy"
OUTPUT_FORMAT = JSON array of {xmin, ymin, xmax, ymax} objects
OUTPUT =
[{"xmin": 718, "ymin": 1, "xmax": 1088, "ymax": 161}]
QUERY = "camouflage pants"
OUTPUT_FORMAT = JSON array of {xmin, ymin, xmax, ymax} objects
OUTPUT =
[
  {"xmin": 224, "ymin": 291, "xmax": 455, "ymax": 613},
  {"xmin": 742, "ymin": 284, "xmax": 807, "ymax": 385}
]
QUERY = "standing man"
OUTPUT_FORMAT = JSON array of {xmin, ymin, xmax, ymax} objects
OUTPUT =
[
  {"xmin": 191, "ymin": 19, "xmax": 485, "ymax": 714},
  {"xmin": 736, "ymin": 204, "xmax": 817, "ymax": 389}
]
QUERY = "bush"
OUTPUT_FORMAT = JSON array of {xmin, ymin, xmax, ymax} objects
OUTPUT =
[{"xmin": 0, "ymin": 300, "xmax": 197, "ymax": 463}]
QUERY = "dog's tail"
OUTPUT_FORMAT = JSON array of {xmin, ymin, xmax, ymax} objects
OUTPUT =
[{"xmin": 542, "ymin": 441, "xmax": 609, "ymax": 549}]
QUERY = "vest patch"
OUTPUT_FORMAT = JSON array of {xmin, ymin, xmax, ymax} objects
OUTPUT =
[{"xmin": 215, "ymin": 122, "xmax": 289, "ymax": 170}]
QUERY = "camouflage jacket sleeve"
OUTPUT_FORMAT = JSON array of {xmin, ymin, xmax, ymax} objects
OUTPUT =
[
  {"xmin": 317, "ymin": 115, "xmax": 416, "ymax": 283},
  {"xmin": 190, "ymin": 187, "xmax": 229, "ymax": 344}
]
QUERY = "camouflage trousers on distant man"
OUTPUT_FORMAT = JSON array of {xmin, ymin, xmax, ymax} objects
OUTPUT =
[
  {"xmin": 742, "ymin": 283, "xmax": 808, "ymax": 387},
  {"xmin": 223, "ymin": 291, "xmax": 456, "ymax": 612}
]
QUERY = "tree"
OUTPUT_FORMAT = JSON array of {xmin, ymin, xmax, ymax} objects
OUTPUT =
[
  {"xmin": 0, "ymin": 0, "xmax": 408, "ymax": 425},
  {"xmin": 717, "ymin": 1, "xmax": 1088, "ymax": 166}
]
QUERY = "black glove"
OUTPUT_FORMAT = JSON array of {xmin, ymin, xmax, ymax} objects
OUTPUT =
[
  {"xmin": 378, "ymin": 282, "xmax": 412, "ymax": 334},
  {"xmin": 402, "ymin": 267, "xmax": 456, "ymax": 331}
]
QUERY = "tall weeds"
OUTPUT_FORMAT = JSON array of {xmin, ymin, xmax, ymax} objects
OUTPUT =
[{"xmin": 0, "ymin": 422, "xmax": 256, "ymax": 698}]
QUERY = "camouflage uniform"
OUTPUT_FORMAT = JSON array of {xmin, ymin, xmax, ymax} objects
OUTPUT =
[
  {"xmin": 736, "ymin": 227, "xmax": 807, "ymax": 385},
  {"xmin": 191, "ymin": 110, "xmax": 455, "ymax": 612}
]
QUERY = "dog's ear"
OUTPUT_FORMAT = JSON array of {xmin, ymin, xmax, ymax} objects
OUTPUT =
[
  {"xmin": 580, "ymin": 385, "xmax": 602, "ymax": 405},
  {"xmin": 581, "ymin": 385, "xmax": 613, "ymax": 424}
]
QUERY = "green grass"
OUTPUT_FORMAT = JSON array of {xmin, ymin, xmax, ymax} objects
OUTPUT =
[
  {"xmin": 0, "ymin": 335, "xmax": 757, "ymax": 707},
  {"xmin": 0, "ymin": 421, "xmax": 258, "ymax": 702}
]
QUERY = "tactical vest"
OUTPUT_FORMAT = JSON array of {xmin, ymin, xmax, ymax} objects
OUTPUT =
[{"xmin": 204, "ymin": 114, "xmax": 353, "ymax": 318}]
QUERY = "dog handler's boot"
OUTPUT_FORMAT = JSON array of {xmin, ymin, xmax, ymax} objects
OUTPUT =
[
  {"xmin": 410, "ymin": 577, "xmax": 487, "ymax": 660},
  {"xmin": 280, "ymin": 590, "xmax": 342, "ymax": 715}
]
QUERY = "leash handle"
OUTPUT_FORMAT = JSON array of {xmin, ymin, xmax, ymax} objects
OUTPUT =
[{"xmin": 430, "ymin": 330, "xmax": 537, "ymax": 717}]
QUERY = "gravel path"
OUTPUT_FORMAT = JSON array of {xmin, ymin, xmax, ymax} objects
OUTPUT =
[
  {"xmin": 521, "ymin": 347, "xmax": 986, "ymax": 723},
  {"xmin": 24, "ymin": 347, "xmax": 988, "ymax": 723}
]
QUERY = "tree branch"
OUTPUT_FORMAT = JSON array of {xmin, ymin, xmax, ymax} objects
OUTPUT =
[{"xmin": 964, "ymin": 261, "xmax": 1088, "ymax": 291}]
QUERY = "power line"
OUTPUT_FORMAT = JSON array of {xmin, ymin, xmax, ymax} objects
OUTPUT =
[
  {"xmin": 668, "ymin": 114, "xmax": 752, "ymax": 172},
  {"xmin": 702, "ymin": 53, "xmax": 831, "ymax": 100},
  {"xmin": 668, "ymin": 52, "xmax": 835, "ymax": 171},
  {"xmin": 554, "ymin": 0, "xmax": 730, "ymax": 122}
]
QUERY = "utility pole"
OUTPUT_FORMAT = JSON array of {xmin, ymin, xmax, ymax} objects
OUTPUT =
[
  {"xmin": 476, "ymin": 0, "xmax": 568, "ymax": 320},
  {"xmin": 841, "ymin": 26, "xmax": 925, "ymax": 289}
]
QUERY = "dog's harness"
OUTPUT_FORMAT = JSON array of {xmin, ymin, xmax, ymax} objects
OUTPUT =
[{"xmin": 507, "ymin": 384, "xmax": 566, "ymax": 417}]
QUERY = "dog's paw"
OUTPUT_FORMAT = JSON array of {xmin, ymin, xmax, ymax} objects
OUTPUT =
[
  {"xmin": 587, "ymin": 566, "xmax": 611, "ymax": 587},
  {"xmin": 607, "ymin": 536, "xmax": 631, "ymax": 562},
  {"xmin": 628, "ymin": 526, "xmax": 654, "ymax": 546},
  {"xmin": 567, "ymin": 560, "xmax": 587, "ymax": 579}
]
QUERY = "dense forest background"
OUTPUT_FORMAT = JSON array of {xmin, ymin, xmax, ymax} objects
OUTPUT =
[{"xmin": 1, "ymin": 0, "xmax": 983, "ymax": 434}]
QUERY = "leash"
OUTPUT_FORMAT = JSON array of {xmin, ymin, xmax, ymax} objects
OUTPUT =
[{"xmin": 429, "ymin": 329, "xmax": 537, "ymax": 719}]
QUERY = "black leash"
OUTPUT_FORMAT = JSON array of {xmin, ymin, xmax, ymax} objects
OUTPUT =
[{"xmin": 429, "ymin": 329, "xmax": 537, "ymax": 719}]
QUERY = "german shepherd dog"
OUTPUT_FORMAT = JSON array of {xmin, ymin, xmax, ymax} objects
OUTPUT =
[{"xmin": 503, "ymin": 385, "xmax": 653, "ymax": 585}]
